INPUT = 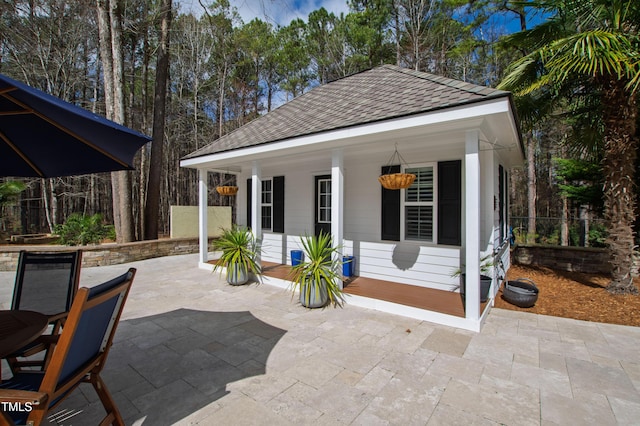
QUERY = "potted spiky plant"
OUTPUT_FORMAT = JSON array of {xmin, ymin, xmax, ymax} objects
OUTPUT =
[
  {"xmin": 288, "ymin": 232, "xmax": 345, "ymax": 308},
  {"xmin": 212, "ymin": 226, "xmax": 261, "ymax": 285}
]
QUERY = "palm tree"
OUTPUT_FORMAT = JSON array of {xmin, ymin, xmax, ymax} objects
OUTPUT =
[{"xmin": 499, "ymin": 0, "xmax": 640, "ymax": 294}]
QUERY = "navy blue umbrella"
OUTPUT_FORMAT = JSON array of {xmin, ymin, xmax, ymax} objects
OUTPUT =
[{"xmin": 0, "ymin": 74, "xmax": 151, "ymax": 178}]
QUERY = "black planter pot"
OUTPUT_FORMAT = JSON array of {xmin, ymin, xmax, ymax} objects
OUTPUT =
[
  {"xmin": 503, "ymin": 279, "xmax": 539, "ymax": 308},
  {"xmin": 460, "ymin": 274, "xmax": 492, "ymax": 303}
]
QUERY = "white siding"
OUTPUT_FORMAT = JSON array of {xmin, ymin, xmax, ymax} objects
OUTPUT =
[
  {"xmin": 351, "ymin": 241, "xmax": 460, "ymax": 290},
  {"xmin": 261, "ymin": 233, "xmax": 286, "ymax": 264},
  {"xmin": 344, "ymin": 161, "xmax": 381, "ymax": 242},
  {"xmin": 241, "ymin": 147, "xmax": 468, "ymax": 291}
]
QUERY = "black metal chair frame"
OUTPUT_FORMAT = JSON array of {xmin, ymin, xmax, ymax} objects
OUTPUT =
[{"xmin": 7, "ymin": 250, "xmax": 82, "ymax": 374}]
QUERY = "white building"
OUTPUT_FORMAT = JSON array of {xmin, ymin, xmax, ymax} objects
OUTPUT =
[{"xmin": 181, "ymin": 65, "xmax": 524, "ymax": 331}]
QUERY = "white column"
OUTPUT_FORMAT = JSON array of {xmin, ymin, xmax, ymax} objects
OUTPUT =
[
  {"xmin": 332, "ymin": 149, "xmax": 344, "ymax": 287},
  {"xmin": 198, "ymin": 169, "xmax": 209, "ymax": 265},
  {"xmin": 465, "ymin": 130, "xmax": 481, "ymax": 320},
  {"xmin": 251, "ymin": 161, "xmax": 262, "ymax": 240}
]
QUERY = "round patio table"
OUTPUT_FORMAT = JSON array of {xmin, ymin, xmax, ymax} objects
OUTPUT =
[{"xmin": 0, "ymin": 310, "xmax": 48, "ymax": 359}]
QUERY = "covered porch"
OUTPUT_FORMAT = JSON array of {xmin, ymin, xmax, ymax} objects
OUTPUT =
[
  {"xmin": 180, "ymin": 66, "xmax": 523, "ymax": 331},
  {"xmin": 189, "ymin": 124, "xmax": 511, "ymax": 331}
]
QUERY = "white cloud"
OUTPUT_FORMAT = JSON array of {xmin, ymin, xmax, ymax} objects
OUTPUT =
[{"xmin": 179, "ymin": 0, "xmax": 350, "ymax": 26}]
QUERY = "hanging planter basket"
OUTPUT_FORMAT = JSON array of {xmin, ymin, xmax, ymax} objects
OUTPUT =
[
  {"xmin": 378, "ymin": 173, "xmax": 416, "ymax": 190},
  {"xmin": 379, "ymin": 144, "xmax": 416, "ymax": 190},
  {"xmin": 216, "ymin": 185, "xmax": 238, "ymax": 196},
  {"xmin": 216, "ymin": 173, "xmax": 238, "ymax": 196}
]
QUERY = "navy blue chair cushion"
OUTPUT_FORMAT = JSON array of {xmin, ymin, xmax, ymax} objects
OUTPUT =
[{"xmin": 58, "ymin": 270, "xmax": 132, "ymax": 384}]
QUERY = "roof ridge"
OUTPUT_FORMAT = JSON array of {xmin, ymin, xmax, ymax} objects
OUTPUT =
[{"xmin": 378, "ymin": 64, "xmax": 507, "ymax": 97}]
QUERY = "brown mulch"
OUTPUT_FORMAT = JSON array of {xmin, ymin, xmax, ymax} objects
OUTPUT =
[{"xmin": 494, "ymin": 264, "xmax": 640, "ymax": 327}]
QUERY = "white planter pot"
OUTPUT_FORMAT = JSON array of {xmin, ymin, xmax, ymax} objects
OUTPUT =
[
  {"xmin": 227, "ymin": 263, "xmax": 249, "ymax": 285},
  {"xmin": 300, "ymin": 279, "xmax": 328, "ymax": 308}
]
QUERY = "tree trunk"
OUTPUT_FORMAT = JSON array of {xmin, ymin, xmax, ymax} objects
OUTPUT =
[
  {"xmin": 144, "ymin": 0, "xmax": 171, "ymax": 240},
  {"xmin": 526, "ymin": 131, "xmax": 537, "ymax": 244},
  {"xmin": 602, "ymin": 78, "xmax": 638, "ymax": 294},
  {"xmin": 561, "ymin": 194, "xmax": 568, "ymax": 246},
  {"xmin": 96, "ymin": 0, "xmax": 122, "ymax": 237},
  {"xmin": 580, "ymin": 205, "xmax": 589, "ymax": 247},
  {"xmin": 42, "ymin": 179, "xmax": 54, "ymax": 233},
  {"xmin": 393, "ymin": 0, "xmax": 401, "ymax": 66},
  {"xmin": 218, "ymin": 61, "xmax": 227, "ymax": 137},
  {"xmin": 97, "ymin": 0, "xmax": 133, "ymax": 242},
  {"xmin": 139, "ymin": 4, "xmax": 151, "ymax": 237},
  {"xmin": 109, "ymin": 0, "xmax": 134, "ymax": 242}
]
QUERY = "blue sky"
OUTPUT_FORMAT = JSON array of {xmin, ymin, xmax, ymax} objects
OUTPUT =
[
  {"xmin": 179, "ymin": 1, "xmax": 545, "ymax": 34},
  {"xmin": 179, "ymin": 0, "xmax": 351, "ymax": 26}
]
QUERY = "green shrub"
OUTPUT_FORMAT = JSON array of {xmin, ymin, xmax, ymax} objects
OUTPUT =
[
  {"xmin": 588, "ymin": 223, "xmax": 607, "ymax": 247},
  {"xmin": 513, "ymin": 228, "xmax": 538, "ymax": 245},
  {"xmin": 568, "ymin": 222, "xmax": 607, "ymax": 248},
  {"xmin": 540, "ymin": 229, "xmax": 560, "ymax": 245},
  {"xmin": 54, "ymin": 213, "xmax": 113, "ymax": 246},
  {"xmin": 0, "ymin": 181, "xmax": 26, "ymax": 206}
]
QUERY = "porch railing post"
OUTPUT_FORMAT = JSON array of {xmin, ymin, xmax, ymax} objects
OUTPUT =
[
  {"xmin": 198, "ymin": 169, "xmax": 208, "ymax": 265},
  {"xmin": 465, "ymin": 130, "xmax": 481, "ymax": 321},
  {"xmin": 251, "ymin": 161, "xmax": 262, "ymax": 241},
  {"xmin": 332, "ymin": 149, "xmax": 344, "ymax": 288}
]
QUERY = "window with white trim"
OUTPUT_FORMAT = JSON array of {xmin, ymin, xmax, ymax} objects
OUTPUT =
[
  {"xmin": 317, "ymin": 178, "xmax": 331, "ymax": 224},
  {"xmin": 261, "ymin": 179, "xmax": 272, "ymax": 230},
  {"xmin": 403, "ymin": 165, "xmax": 435, "ymax": 242}
]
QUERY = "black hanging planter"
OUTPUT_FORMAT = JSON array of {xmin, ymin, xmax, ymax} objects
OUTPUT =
[
  {"xmin": 460, "ymin": 274, "xmax": 492, "ymax": 303},
  {"xmin": 502, "ymin": 278, "xmax": 539, "ymax": 308}
]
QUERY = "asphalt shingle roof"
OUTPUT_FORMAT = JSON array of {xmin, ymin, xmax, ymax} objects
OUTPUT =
[{"xmin": 183, "ymin": 65, "xmax": 510, "ymax": 159}]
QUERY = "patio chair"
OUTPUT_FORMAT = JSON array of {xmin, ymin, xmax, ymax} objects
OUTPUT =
[
  {"xmin": 6, "ymin": 250, "xmax": 82, "ymax": 374},
  {"xmin": 0, "ymin": 268, "xmax": 136, "ymax": 426}
]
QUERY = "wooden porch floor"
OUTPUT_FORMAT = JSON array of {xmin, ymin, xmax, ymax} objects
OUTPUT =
[{"xmin": 261, "ymin": 261, "xmax": 487, "ymax": 318}]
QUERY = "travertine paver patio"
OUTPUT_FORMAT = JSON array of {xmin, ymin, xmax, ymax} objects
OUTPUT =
[{"xmin": 2, "ymin": 253, "xmax": 640, "ymax": 425}]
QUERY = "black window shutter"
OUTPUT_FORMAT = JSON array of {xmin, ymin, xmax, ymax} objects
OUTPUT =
[
  {"xmin": 381, "ymin": 165, "xmax": 401, "ymax": 241},
  {"xmin": 438, "ymin": 160, "xmax": 461, "ymax": 246},
  {"xmin": 246, "ymin": 178, "xmax": 252, "ymax": 229},
  {"xmin": 273, "ymin": 176, "xmax": 285, "ymax": 233}
]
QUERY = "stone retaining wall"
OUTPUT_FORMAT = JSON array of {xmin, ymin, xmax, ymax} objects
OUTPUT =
[
  {"xmin": 1, "ymin": 240, "xmax": 615, "ymax": 275},
  {"xmin": 513, "ymin": 245, "xmax": 610, "ymax": 275},
  {"xmin": 0, "ymin": 237, "xmax": 213, "ymax": 271}
]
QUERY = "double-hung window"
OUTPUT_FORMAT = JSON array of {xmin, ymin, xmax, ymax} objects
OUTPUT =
[
  {"xmin": 261, "ymin": 179, "xmax": 272, "ymax": 230},
  {"xmin": 381, "ymin": 160, "xmax": 460, "ymax": 245},
  {"xmin": 403, "ymin": 165, "xmax": 435, "ymax": 242},
  {"xmin": 247, "ymin": 176, "xmax": 284, "ymax": 233}
]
